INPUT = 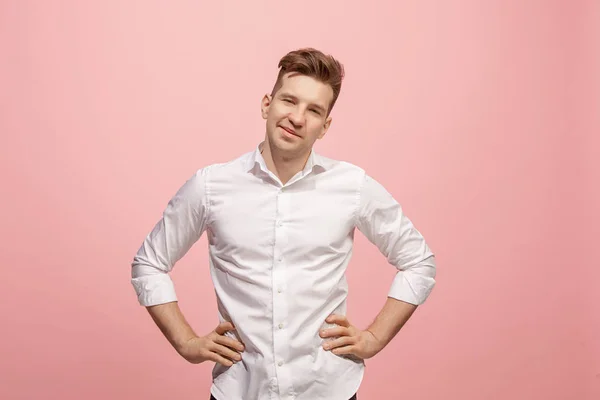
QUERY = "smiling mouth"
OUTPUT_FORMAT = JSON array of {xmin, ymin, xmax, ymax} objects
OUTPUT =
[{"xmin": 280, "ymin": 126, "xmax": 301, "ymax": 138}]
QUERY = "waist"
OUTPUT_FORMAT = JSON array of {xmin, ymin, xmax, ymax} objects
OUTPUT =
[{"xmin": 212, "ymin": 347, "xmax": 364, "ymax": 400}]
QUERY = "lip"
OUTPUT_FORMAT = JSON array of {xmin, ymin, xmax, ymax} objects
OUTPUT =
[{"xmin": 279, "ymin": 126, "xmax": 301, "ymax": 138}]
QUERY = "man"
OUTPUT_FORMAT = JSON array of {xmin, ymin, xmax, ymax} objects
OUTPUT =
[{"xmin": 131, "ymin": 48, "xmax": 436, "ymax": 400}]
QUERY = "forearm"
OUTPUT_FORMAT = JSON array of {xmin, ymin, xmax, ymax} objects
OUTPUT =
[
  {"xmin": 146, "ymin": 301, "xmax": 198, "ymax": 354},
  {"xmin": 366, "ymin": 297, "xmax": 417, "ymax": 349}
]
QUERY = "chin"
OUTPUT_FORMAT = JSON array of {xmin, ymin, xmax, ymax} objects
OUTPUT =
[
  {"xmin": 273, "ymin": 138, "xmax": 297, "ymax": 151},
  {"xmin": 267, "ymin": 130, "xmax": 294, "ymax": 148}
]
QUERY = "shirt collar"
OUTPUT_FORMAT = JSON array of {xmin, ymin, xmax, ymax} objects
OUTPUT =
[{"xmin": 246, "ymin": 142, "xmax": 327, "ymax": 175}]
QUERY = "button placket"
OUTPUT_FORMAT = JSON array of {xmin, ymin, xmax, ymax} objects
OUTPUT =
[{"xmin": 271, "ymin": 187, "xmax": 294, "ymax": 397}]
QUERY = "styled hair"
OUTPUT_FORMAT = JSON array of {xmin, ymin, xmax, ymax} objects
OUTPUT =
[{"xmin": 271, "ymin": 48, "xmax": 345, "ymax": 115}]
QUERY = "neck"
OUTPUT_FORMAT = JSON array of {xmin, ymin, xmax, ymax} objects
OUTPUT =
[{"xmin": 260, "ymin": 139, "xmax": 311, "ymax": 185}]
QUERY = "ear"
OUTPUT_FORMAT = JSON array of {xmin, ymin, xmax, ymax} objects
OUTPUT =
[
  {"xmin": 318, "ymin": 116, "xmax": 332, "ymax": 140},
  {"xmin": 261, "ymin": 94, "xmax": 272, "ymax": 119}
]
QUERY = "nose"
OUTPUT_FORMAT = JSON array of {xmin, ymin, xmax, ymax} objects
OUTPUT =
[{"xmin": 287, "ymin": 109, "xmax": 305, "ymax": 127}]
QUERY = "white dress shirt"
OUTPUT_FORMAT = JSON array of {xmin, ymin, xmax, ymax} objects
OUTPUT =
[{"xmin": 131, "ymin": 143, "xmax": 436, "ymax": 400}]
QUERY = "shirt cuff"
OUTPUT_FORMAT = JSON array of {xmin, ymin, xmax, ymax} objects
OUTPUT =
[
  {"xmin": 387, "ymin": 264, "xmax": 436, "ymax": 305},
  {"xmin": 131, "ymin": 274, "xmax": 178, "ymax": 306}
]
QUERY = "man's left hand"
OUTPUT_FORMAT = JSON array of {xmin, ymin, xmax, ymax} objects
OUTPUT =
[{"xmin": 319, "ymin": 314, "xmax": 384, "ymax": 360}]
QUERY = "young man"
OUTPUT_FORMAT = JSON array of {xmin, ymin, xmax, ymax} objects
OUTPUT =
[{"xmin": 131, "ymin": 48, "xmax": 436, "ymax": 400}]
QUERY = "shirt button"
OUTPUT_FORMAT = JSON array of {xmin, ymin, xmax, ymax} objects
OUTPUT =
[
  {"xmin": 277, "ymin": 220, "xmax": 283, "ymax": 227},
  {"xmin": 278, "ymin": 361, "xmax": 283, "ymax": 366},
  {"xmin": 278, "ymin": 323, "xmax": 284, "ymax": 329},
  {"xmin": 277, "ymin": 288, "xmax": 282, "ymax": 293},
  {"xmin": 278, "ymin": 256, "xmax": 283, "ymax": 262}
]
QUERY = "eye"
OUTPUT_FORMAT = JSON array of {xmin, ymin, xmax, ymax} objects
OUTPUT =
[
  {"xmin": 282, "ymin": 98, "xmax": 294, "ymax": 104},
  {"xmin": 310, "ymin": 109, "xmax": 321, "ymax": 115}
]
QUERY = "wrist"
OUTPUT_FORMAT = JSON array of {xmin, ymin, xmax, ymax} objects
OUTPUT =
[
  {"xmin": 365, "ymin": 327, "xmax": 386, "ymax": 350},
  {"xmin": 173, "ymin": 333, "xmax": 198, "ymax": 354}
]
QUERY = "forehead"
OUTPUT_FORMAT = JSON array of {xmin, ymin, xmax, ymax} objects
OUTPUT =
[{"xmin": 277, "ymin": 72, "xmax": 334, "ymax": 106}]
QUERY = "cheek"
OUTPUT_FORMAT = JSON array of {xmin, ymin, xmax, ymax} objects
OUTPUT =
[
  {"xmin": 267, "ymin": 106, "xmax": 284, "ymax": 122},
  {"xmin": 264, "ymin": 110, "xmax": 276, "ymax": 123},
  {"xmin": 307, "ymin": 120, "xmax": 324, "ymax": 137},
  {"xmin": 266, "ymin": 114, "xmax": 281, "ymax": 133}
]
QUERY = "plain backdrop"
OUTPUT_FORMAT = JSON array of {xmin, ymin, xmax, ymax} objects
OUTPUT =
[{"xmin": 1, "ymin": 1, "xmax": 598, "ymax": 399}]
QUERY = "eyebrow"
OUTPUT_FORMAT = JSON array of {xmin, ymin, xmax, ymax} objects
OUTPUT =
[{"xmin": 279, "ymin": 92, "xmax": 327, "ymax": 114}]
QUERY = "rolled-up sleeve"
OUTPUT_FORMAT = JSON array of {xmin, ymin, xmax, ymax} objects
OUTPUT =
[
  {"xmin": 130, "ymin": 168, "xmax": 209, "ymax": 306},
  {"xmin": 356, "ymin": 173, "xmax": 436, "ymax": 305}
]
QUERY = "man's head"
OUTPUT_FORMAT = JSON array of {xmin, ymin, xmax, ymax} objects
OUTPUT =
[{"xmin": 261, "ymin": 48, "xmax": 344, "ymax": 156}]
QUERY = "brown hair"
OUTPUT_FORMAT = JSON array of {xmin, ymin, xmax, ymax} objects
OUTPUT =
[{"xmin": 271, "ymin": 48, "xmax": 345, "ymax": 115}]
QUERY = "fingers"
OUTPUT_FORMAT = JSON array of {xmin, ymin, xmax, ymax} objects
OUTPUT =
[
  {"xmin": 215, "ymin": 321, "xmax": 236, "ymax": 335},
  {"xmin": 323, "ymin": 335, "xmax": 355, "ymax": 351},
  {"xmin": 214, "ymin": 334, "xmax": 245, "ymax": 352},
  {"xmin": 211, "ymin": 322, "xmax": 245, "ymax": 366},
  {"xmin": 325, "ymin": 314, "xmax": 350, "ymax": 327},
  {"xmin": 320, "ymin": 326, "xmax": 350, "ymax": 339},
  {"xmin": 331, "ymin": 345, "xmax": 355, "ymax": 356},
  {"xmin": 320, "ymin": 315, "xmax": 359, "ymax": 359},
  {"xmin": 207, "ymin": 351, "xmax": 236, "ymax": 367},
  {"xmin": 210, "ymin": 342, "xmax": 243, "ymax": 363}
]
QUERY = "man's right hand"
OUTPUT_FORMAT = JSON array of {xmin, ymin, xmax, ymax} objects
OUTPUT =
[{"xmin": 177, "ymin": 321, "xmax": 245, "ymax": 366}]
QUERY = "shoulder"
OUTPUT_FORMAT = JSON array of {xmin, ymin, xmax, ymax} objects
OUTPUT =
[
  {"xmin": 191, "ymin": 150, "xmax": 254, "ymax": 180},
  {"xmin": 315, "ymin": 153, "xmax": 368, "ymax": 189},
  {"xmin": 316, "ymin": 153, "xmax": 366, "ymax": 175}
]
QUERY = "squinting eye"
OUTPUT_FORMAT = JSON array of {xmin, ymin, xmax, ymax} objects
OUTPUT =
[
  {"xmin": 310, "ymin": 109, "xmax": 321, "ymax": 115},
  {"xmin": 283, "ymin": 99, "xmax": 293, "ymax": 104}
]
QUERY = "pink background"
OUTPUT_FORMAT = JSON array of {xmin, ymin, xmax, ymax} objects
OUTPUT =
[{"xmin": 1, "ymin": 1, "xmax": 598, "ymax": 399}]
